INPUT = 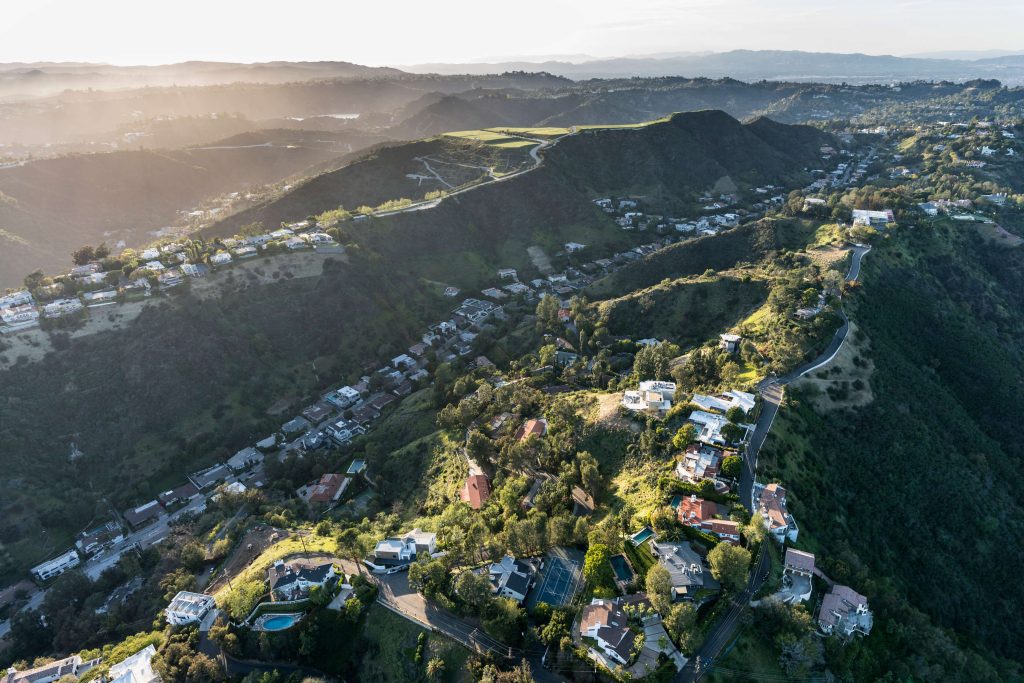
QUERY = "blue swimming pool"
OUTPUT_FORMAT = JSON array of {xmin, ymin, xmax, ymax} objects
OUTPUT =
[
  {"xmin": 261, "ymin": 613, "xmax": 301, "ymax": 631},
  {"xmin": 630, "ymin": 527, "xmax": 654, "ymax": 546},
  {"xmin": 610, "ymin": 554, "xmax": 634, "ymax": 583}
]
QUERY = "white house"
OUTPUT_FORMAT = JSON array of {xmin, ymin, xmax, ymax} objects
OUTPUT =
[
  {"xmin": 165, "ymin": 591, "xmax": 216, "ymax": 626},
  {"xmin": 487, "ymin": 556, "xmax": 534, "ymax": 604},
  {"xmin": 622, "ymin": 381, "xmax": 676, "ymax": 413},
  {"xmin": 756, "ymin": 483, "xmax": 799, "ymax": 542},
  {"xmin": 565, "ymin": 242, "xmax": 586, "ymax": 253},
  {"xmin": 210, "ymin": 252, "xmax": 233, "ymax": 266},
  {"xmin": 690, "ymin": 390, "xmax": 755, "ymax": 417},
  {"xmin": 818, "ymin": 585, "xmax": 873, "ymax": 638},
  {"xmin": 31, "ymin": 548, "xmax": 81, "ymax": 582},
  {"xmin": 365, "ymin": 529, "xmax": 437, "ymax": 573},
  {"xmin": 268, "ymin": 560, "xmax": 336, "ymax": 600},
  {"xmin": 107, "ymin": 643, "xmax": 159, "ymax": 683},
  {"xmin": 579, "ymin": 598, "xmax": 639, "ymax": 666}
]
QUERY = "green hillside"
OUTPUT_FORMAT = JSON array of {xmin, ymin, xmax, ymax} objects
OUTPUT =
[{"xmin": 760, "ymin": 223, "xmax": 1024, "ymax": 679}]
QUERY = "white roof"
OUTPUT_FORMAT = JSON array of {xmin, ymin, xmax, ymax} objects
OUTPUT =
[{"xmin": 108, "ymin": 644, "xmax": 159, "ymax": 683}]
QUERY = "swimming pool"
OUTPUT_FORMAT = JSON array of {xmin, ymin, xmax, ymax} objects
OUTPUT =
[
  {"xmin": 629, "ymin": 527, "xmax": 654, "ymax": 546},
  {"xmin": 609, "ymin": 554, "xmax": 634, "ymax": 583},
  {"xmin": 260, "ymin": 613, "xmax": 302, "ymax": 631}
]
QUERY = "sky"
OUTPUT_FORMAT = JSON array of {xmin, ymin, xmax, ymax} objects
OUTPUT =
[{"xmin": 2, "ymin": 0, "xmax": 1023, "ymax": 66}]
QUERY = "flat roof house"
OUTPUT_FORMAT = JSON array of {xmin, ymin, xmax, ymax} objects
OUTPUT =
[
  {"xmin": 365, "ymin": 529, "xmax": 437, "ymax": 573},
  {"xmin": 1, "ymin": 654, "xmax": 93, "ymax": 683},
  {"xmin": 76, "ymin": 521, "xmax": 124, "ymax": 555},
  {"xmin": 107, "ymin": 643, "xmax": 159, "ymax": 683},
  {"xmin": 157, "ymin": 481, "xmax": 200, "ymax": 507},
  {"xmin": 31, "ymin": 548, "xmax": 81, "ymax": 582},
  {"xmin": 123, "ymin": 500, "xmax": 162, "ymax": 530},
  {"xmin": 622, "ymin": 380, "xmax": 676, "ymax": 413},
  {"xmin": 676, "ymin": 443, "xmax": 724, "ymax": 483},
  {"xmin": 165, "ymin": 591, "xmax": 216, "ymax": 626}
]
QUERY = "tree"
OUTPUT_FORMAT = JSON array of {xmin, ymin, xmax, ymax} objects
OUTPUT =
[
  {"xmin": 725, "ymin": 406, "xmax": 747, "ymax": 424},
  {"xmin": 160, "ymin": 568, "xmax": 197, "ymax": 601},
  {"xmin": 71, "ymin": 245, "xmax": 96, "ymax": 265},
  {"xmin": 482, "ymin": 597, "xmax": 526, "ymax": 643},
  {"xmin": 179, "ymin": 542, "xmax": 206, "ymax": 571},
  {"xmin": 672, "ymin": 423, "xmax": 697, "ymax": 450},
  {"xmin": 536, "ymin": 295, "xmax": 561, "ymax": 334},
  {"xmin": 721, "ymin": 455, "xmax": 743, "ymax": 479},
  {"xmin": 426, "ymin": 657, "xmax": 446, "ymax": 680},
  {"xmin": 455, "ymin": 570, "xmax": 494, "ymax": 610},
  {"xmin": 721, "ymin": 422, "xmax": 746, "ymax": 444},
  {"xmin": 664, "ymin": 602, "xmax": 697, "ymax": 648},
  {"xmin": 224, "ymin": 579, "xmax": 265, "ymax": 620},
  {"xmin": 708, "ymin": 543, "xmax": 751, "ymax": 592},
  {"xmin": 645, "ymin": 564, "xmax": 673, "ymax": 614},
  {"xmin": 583, "ymin": 543, "xmax": 615, "ymax": 593},
  {"xmin": 743, "ymin": 513, "xmax": 767, "ymax": 546}
]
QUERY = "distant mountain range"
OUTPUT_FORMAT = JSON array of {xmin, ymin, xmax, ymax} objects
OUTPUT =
[{"xmin": 406, "ymin": 49, "xmax": 1024, "ymax": 84}]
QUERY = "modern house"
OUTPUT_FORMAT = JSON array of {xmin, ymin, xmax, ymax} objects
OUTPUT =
[
  {"xmin": 123, "ymin": 500, "xmax": 162, "ymax": 530},
  {"xmin": 460, "ymin": 473, "xmax": 492, "ymax": 510},
  {"xmin": 690, "ymin": 390, "xmax": 755, "ymax": 417},
  {"xmin": 157, "ymin": 481, "xmax": 200, "ymax": 507},
  {"xmin": 268, "ymin": 559, "xmax": 337, "ymax": 601},
  {"xmin": 851, "ymin": 209, "xmax": 894, "ymax": 227},
  {"xmin": 76, "ymin": 521, "xmax": 124, "ymax": 555},
  {"xmin": 756, "ymin": 483, "xmax": 799, "ymax": 542},
  {"xmin": 649, "ymin": 540, "xmax": 719, "ymax": 602},
  {"xmin": 227, "ymin": 446, "xmax": 264, "ymax": 472},
  {"xmin": 31, "ymin": 549, "xmax": 81, "ymax": 582},
  {"xmin": 622, "ymin": 381, "xmax": 676, "ymax": 413},
  {"xmin": 719, "ymin": 333, "xmax": 742, "ymax": 353},
  {"xmin": 580, "ymin": 598, "xmax": 639, "ymax": 666},
  {"xmin": 365, "ymin": 529, "xmax": 437, "ymax": 573},
  {"xmin": 781, "ymin": 548, "xmax": 815, "ymax": 603},
  {"xmin": 1, "ymin": 654, "xmax": 97, "ymax": 683},
  {"xmin": 487, "ymin": 556, "xmax": 535, "ymax": 604},
  {"xmin": 818, "ymin": 585, "xmax": 873, "ymax": 638},
  {"xmin": 107, "ymin": 643, "xmax": 159, "ymax": 683},
  {"xmin": 676, "ymin": 443, "xmax": 724, "ymax": 483},
  {"xmin": 165, "ymin": 591, "xmax": 216, "ymax": 626}
]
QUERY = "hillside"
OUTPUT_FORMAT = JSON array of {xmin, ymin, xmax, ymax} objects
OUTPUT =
[
  {"xmin": 0, "ymin": 111, "xmax": 831, "ymax": 579},
  {"xmin": 760, "ymin": 224, "xmax": 1024, "ymax": 678},
  {"xmin": 0, "ymin": 136, "xmax": 385, "ymax": 287}
]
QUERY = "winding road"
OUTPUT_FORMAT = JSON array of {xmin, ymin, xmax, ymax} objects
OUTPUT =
[{"xmin": 679, "ymin": 244, "xmax": 870, "ymax": 682}]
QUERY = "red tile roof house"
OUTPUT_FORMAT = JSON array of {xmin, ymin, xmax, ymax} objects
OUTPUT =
[
  {"xmin": 301, "ymin": 473, "xmax": 348, "ymax": 504},
  {"xmin": 676, "ymin": 495, "xmax": 740, "ymax": 542},
  {"xmin": 460, "ymin": 474, "xmax": 492, "ymax": 510},
  {"xmin": 757, "ymin": 483, "xmax": 799, "ymax": 543},
  {"xmin": 514, "ymin": 418, "xmax": 548, "ymax": 442}
]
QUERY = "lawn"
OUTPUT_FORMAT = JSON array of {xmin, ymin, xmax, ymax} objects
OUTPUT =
[
  {"xmin": 358, "ymin": 604, "xmax": 472, "ymax": 682},
  {"xmin": 212, "ymin": 529, "xmax": 338, "ymax": 599},
  {"xmin": 488, "ymin": 126, "xmax": 571, "ymax": 137},
  {"xmin": 622, "ymin": 538, "xmax": 657, "ymax": 581}
]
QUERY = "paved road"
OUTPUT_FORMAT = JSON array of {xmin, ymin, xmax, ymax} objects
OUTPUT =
[{"xmin": 679, "ymin": 244, "xmax": 872, "ymax": 681}]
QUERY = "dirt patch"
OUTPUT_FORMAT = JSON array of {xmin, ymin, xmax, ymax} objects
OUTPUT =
[
  {"xmin": 975, "ymin": 222, "xmax": 1024, "ymax": 248},
  {"xmin": 206, "ymin": 525, "xmax": 284, "ymax": 595},
  {"xmin": 795, "ymin": 321, "xmax": 875, "ymax": 412},
  {"xmin": 593, "ymin": 392, "xmax": 639, "ymax": 431},
  {"xmin": 711, "ymin": 175, "xmax": 738, "ymax": 194},
  {"xmin": 190, "ymin": 251, "xmax": 342, "ymax": 299},
  {"xmin": 527, "ymin": 245, "xmax": 553, "ymax": 275},
  {"xmin": 805, "ymin": 245, "xmax": 850, "ymax": 269}
]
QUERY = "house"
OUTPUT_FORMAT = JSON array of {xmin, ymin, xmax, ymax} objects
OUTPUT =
[
  {"xmin": 107, "ymin": 643, "xmax": 159, "ymax": 683},
  {"xmin": 676, "ymin": 443, "xmax": 723, "ymax": 483},
  {"xmin": 687, "ymin": 410, "xmax": 731, "ymax": 446},
  {"xmin": 232, "ymin": 245, "xmax": 258, "ymax": 258},
  {"xmin": 158, "ymin": 268, "xmax": 184, "ymax": 288},
  {"xmin": 210, "ymin": 252, "xmax": 233, "ymax": 266},
  {"xmin": 487, "ymin": 556, "xmax": 535, "ymax": 603},
  {"xmin": 818, "ymin": 585, "xmax": 873, "ymax": 638},
  {"xmin": 301, "ymin": 402, "xmax": 333, "ymax": 424},
  {"xmin": 391, "ymin": 354, "xmax": 416, "ymax": 370},
  {"xmin": 460, "ymin": 473, "xmax": 492, "ymax": 510},
  {"xmin": 227, "ymin": 447, "xmax": 264, "ymax": 472},
  {"xmin": 719, "ymin": 333, "xmax": 742, "ymax": 353},
  {"xmin": 555, "ymin": 350, "xmax": 578, "ymax": 366},
  {"xmin": 31, "ymin": 549, "xmax": 80, "ymax": 582},
  {"xmin": 918, "ymin": 201, "xmax": 939, "ymax": 216},
  {"xmin": 165, "ymin": 591, "xmax": 216, "ymax": 625},
  {"xmin": 301, "ymin": 473, "xmax": 347, "ymax": 504},
  {"xmin": 851, "ymin": 209, "xmax": 894, "ymax": 227},
  {"xmin": 0, "ymin": 654, "xmax": 92, "ymax": 683},
  {"xmin": 323, "ymin": 385, "xmax": 362, "ymax": 409},
  {"xmin": 0, "ymin": 290, "xmax": 33, "ymax": 309},
  {"xmin": 497, "ymin": 268, "xmax": 517, "ymax": 280},
  {"xmin": 157, "ymin": 481, "xmax": 200, "ymax": 507},
  {"xmin": 70, "ymin": 263, "xmax": 101, "ymax": 278},
  {"xmin": 0, "ymin": 304, "xmax": 40, "ymax": 330},
  {"xmin": 703, "ymin": 519, "xmax": 741, "ymax": 543},
  {"xmin": 365, "ymin": 529, "xmax": 437, "ymax": 573},
  {"xmin": 180, "ymin": 263, "xmax": 206, "ymax": 278},
  {"xmin": 690, "ymin": 390, "xmax": 755, "ymax": 417},
  {"xmin": 326, "ymin": 418, "xmax": 364, "ymax": 445},
  {"xmin": 785, "ymin": 548, "xmax": 815, "ymax": 577},
  {"xmin": 580, "ymin": 598, "xmax": 639, "ymax": 666},
  {"xmin": 408, "ymin": 342, "xmax": 429, "ymax": 358},
  {"xmin": 123, "ymin": 500, "xmax": 162, "ymax": 530},
  {"xmin": 675, "ymin": 494, "xmax": 735, "ymax": 540},
  {"xmin": 268, "ymin": 559, "xmax": 336, "ymax": 600},
  {"xmin": 622, "ymin": 380, "xmax": 676, "ymax": 413},
  {"xmin": 282, "ymin": 416, "xmax": 311, "ymax": 435},
  {"xmin": 76, "ymin": 521, "xmax": 124, "ymax": 555},
  {"xmin": 81, "ymin": 289, "xmax": 118, "ymax": 306},
  {"xmin": 649, "ymin": 540, "xmax": 719, "ymax": 601},
  {"xmin": 514, "ymin": 418, "xmax": 548, "ymax": 442},
  {"xmin": 565, "ymin": 242, "xmax": 586, "ymax": 253},
  {"xmin": 42, "ymin": 298, "xmax": 84, "ymax": 318},
  {"xmin": 140, "ymin": 248, "xmax": 161, "ymax": 260},
  {"xmin": 190, "ymin": 463, "xmax": 230, "ymax": 490},
  {"xmin": 756, "ymin": 483, "xmax": 799, "ymax": 542}
]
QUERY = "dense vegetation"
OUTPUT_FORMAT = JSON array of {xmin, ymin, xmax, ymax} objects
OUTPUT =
[{"xmin": 761, "ymin": 223, "xmax": 1024, "ymax": 680}]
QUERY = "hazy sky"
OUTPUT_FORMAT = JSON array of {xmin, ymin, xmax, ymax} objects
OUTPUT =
[{"xmin": 3, "ymin": 0, "xmax": 1022, "ymax": 65}]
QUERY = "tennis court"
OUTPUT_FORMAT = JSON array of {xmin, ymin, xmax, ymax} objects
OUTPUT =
[{"xmin": 528, "ymin": 547, "xmax": 583, "ymax": 608}]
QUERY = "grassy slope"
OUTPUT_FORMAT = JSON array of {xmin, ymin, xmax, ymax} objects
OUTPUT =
[
  {"xmin": 760, "ymin": 224, "xmax": 1024, "ymax": 679},
  {"xmin": 0, "ymin": 111, "xmax": 833, "ymax": 577}
]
